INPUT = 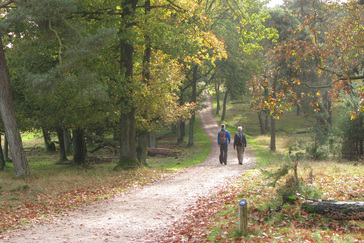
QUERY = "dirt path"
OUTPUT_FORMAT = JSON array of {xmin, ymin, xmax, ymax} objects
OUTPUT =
[{"xmin": 5, "ymin": 95, "xmax": 255, "ymax": 243}]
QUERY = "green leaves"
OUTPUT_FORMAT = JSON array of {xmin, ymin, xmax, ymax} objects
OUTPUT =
[{"xmin": 237, "ymin": 2, "xmax": 278, "ymax": 53}]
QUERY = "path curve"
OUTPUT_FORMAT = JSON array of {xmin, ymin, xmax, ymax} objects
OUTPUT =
[{"xmin": 5, "ymin": 95, "xmax": 255, "ymax": 243}]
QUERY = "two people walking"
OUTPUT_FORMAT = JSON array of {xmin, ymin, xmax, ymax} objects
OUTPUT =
[{"xmin": 217, "ymin": 124, "xmax": 247, "ymax": 165}]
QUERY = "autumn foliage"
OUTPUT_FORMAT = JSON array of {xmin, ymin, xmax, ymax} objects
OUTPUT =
[{"xmin": 275, "ymin": 0, "xmax": 364, "ymax": 117}]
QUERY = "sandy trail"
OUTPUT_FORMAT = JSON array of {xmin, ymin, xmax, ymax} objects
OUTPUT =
[{"xmin": 5, "ymin": 95, "xmax": 255, "ymax": 243}]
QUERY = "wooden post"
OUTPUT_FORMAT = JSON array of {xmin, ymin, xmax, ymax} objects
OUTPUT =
[{"xmin": 239, "ymin": 199, "xmax": 248, "ymax": 234}]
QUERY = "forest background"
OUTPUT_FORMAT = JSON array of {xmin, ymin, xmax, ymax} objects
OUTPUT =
[{"xmin": 0, "ymin": 0, "xmax": 363, "ymax": 241}]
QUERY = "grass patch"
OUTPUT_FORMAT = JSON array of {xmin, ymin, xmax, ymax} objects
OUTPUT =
[{"xmin": 147, "ymin": 118, "xmax": 211, "ymax": 171}]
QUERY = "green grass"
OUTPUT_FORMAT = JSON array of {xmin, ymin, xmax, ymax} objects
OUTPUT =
[
  {"xmin": 21, "ymin": 132, "xmax": 43, "ymax": 142},
  {"xmin": 147, "ymin": 118, "xmax": 211, "ymax": 171},
  {"xmin": 213, "ymin": 94, "xmax": 315, "ymax": 137}
]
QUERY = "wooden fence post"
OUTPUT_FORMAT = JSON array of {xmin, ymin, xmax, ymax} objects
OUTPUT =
[{"xmin": 239, "ymin": 199, "xmax": 248, "ymax": 234}]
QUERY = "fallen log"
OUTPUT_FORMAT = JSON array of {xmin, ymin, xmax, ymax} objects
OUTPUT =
[
  {"xmin": 147, "ymin": 147, "xmax": 179, "ymax": 157},
  {"xmin": 302, "ymin": 200, "xmax": 364, "ymax": 220}
]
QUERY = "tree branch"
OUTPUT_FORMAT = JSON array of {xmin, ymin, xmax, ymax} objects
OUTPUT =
[
  {"xmin": 0, "ymin": 0, "xmax": 16, "ymax": 9},
  {"xmin": 166, "ymin": 0, "xmax": 187, "ymax": 13},
  {"xmin": 48, "ymin": 17, "xmax": 63, "ymax": 64},
  {"xmin": 318, "ymin": 66, "xmax": 364, "ymax": 81}
]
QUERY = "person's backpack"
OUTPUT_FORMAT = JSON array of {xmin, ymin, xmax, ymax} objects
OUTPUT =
[
  {"xmin": 236, "ymin": 132, "xmax": 245, "ymax": 146},
  {"xmin": 219, "ymin": 130, "xmax": 227, "ymax": 144}
]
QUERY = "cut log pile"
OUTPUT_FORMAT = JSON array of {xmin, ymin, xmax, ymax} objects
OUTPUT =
[
  {"xmin": 302, "ymin": 200, "xmax": 364, "ymax": 220},
  {"xmin": 147, "ymin": 147, "xmax": 180, "ymax": 157}
]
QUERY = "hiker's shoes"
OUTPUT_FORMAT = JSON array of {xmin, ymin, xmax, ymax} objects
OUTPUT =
[{"xmin": 239, "ymin": 162, "xmax": 243, "ymax": 165}]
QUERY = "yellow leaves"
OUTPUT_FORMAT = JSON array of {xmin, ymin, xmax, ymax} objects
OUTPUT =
[
  {"xmin": 133, "ymin": 50, "xmax": 199, "ymax": 127},
  {"xmin": 350, "ymin": 110, "xmax": 358, "ymax": 120}
]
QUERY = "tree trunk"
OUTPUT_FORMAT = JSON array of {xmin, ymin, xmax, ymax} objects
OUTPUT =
[
  {"xmin": 324, "ymin": 91, "xmax": 332, "ymax": 128},
  {"xmin": 177, "ymin": 121, "xmax": 184, "ymax": 143},
  {"xmin": 4, "ymin": 134, "xmax": 8, "ymax": 161},
  {"xmin": 215, "ymin": 82, "xmax": 220, "ymax": 115},
  {"xmin": 63, "ymin": 129, "xmax": 71, "ymax": 155},
  {"xmin": 181, "ymin": 121, "xmax": 185, "ymax": 137},
  {"xmin": 221, "ymin": 90, "xmax": 229, "ymax": 121},
  {"xmin": 56, "ymin": 128, "xmax": 68, "ymax": 162},
  {"xmin": 264, "ymin": 86, "xmax": 270, "ymax": 132},
  {"xmin": 72, "ymin": 128, "xmax": 86, "ymax": 166},
  {"xmin": 117, "ymin": 0, "xmax": 139, "ymax": 169},
  {"xmin": 171, "ymin": 124, "xmax": 176, "ymax": 134},
  {"xmin": 296, "ymin": 92, "xmax": 301, "ymax": 116},
  {"xmin": 270, "ymin": 115, "xmax": 276, "ymax": 151},
  {"xmin": 42, "ymin": 128, "xmax": 54, "ymax": 152},
  {"xmin": 302, "ymin": 201, "xmax": 364, "ymax": 220},
  {"xmin": 188, "ymin": 114, "xmax": 195, "ymax": 146},
  {"xmin": 136, "ymin": 1, "xmax": 151, "ymax": 167},
  {"xmin": 148, "ymin": 131, "xmax": 157, "ymax": 148},
  {"xmin": 137, "ymin": 131, "xmax": 148, "ymax": 166},
  {"xmin": 258, "ymin": 111, "xmax": 266, "ymax": 135},
  {"xmin": 0, "ymin": 37, "xmax": 30, "ymax": 177},
  {"xmin": 265, "ymin": 110, "xmax": 269, "ymax": 132},
  {"xmin": 188, "ymin": 65, "xmax": 198, "ymax": 146},
  {"xmin": 119, "ymin": 111, "xmax": 138, "ymax": 167},
  {"xmin": 0, "ymin": 133, "xmax": 5, "ymax": 171}
]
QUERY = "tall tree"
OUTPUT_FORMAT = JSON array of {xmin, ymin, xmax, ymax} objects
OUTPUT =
[
  {"xmin": 4, "ymin": 0, "xmax": 119, "ymax": 166},
  {"xmin": 0, "ymin": 0, "xmax": 30, "ymax": 178},
  {"xmin": 0, "ymin": 36, "xmax": 30, "ymax": 177},
  {"xmin": 117, "ymin": 0, "xmax": 139, "ymax": 168},
  {"xmin": 248, "ymin": 8, "xmax": 292, "ymax": 149},
  {"xmin": 108, "ymin": 0, "xmax": 227, "ymax": 166}
]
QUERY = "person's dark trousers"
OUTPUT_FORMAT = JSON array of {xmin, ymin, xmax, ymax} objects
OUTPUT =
[{"xmin": 219, "ymin": 143, "xmax": 228, "ymax": 165}]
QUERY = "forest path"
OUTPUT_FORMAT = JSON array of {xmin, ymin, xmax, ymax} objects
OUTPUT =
[{"xmin": 6, "ymin": 95, "xmax": 255, "ymax": 243}]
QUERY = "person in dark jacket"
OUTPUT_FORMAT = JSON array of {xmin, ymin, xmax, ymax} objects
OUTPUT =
[
  {"xmin": 233, "ymin": 126, "xmax": 247, "ymax": 165},
  {"xmin": 217, "ymin": 124, "xmax": 231, "ymax": 165}
]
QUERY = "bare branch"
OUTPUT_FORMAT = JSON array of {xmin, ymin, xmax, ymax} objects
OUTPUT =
[{"xmin": 303, "ymin": 83, "xmax": 331, "ymax": 89}]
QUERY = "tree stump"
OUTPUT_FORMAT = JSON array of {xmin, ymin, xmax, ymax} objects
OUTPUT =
[{"xmin": 302, "ymin": 200, "xmax": 364, "ymax": 220}]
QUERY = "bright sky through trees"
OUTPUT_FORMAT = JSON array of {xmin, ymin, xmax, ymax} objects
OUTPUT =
[
  {"xmin": 267, "ymin": 0, "xmax": 283, "ymax": 7},
  {"xmin": 267, "ymin": 0, "xmax": 348, "ymax": 7}
]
